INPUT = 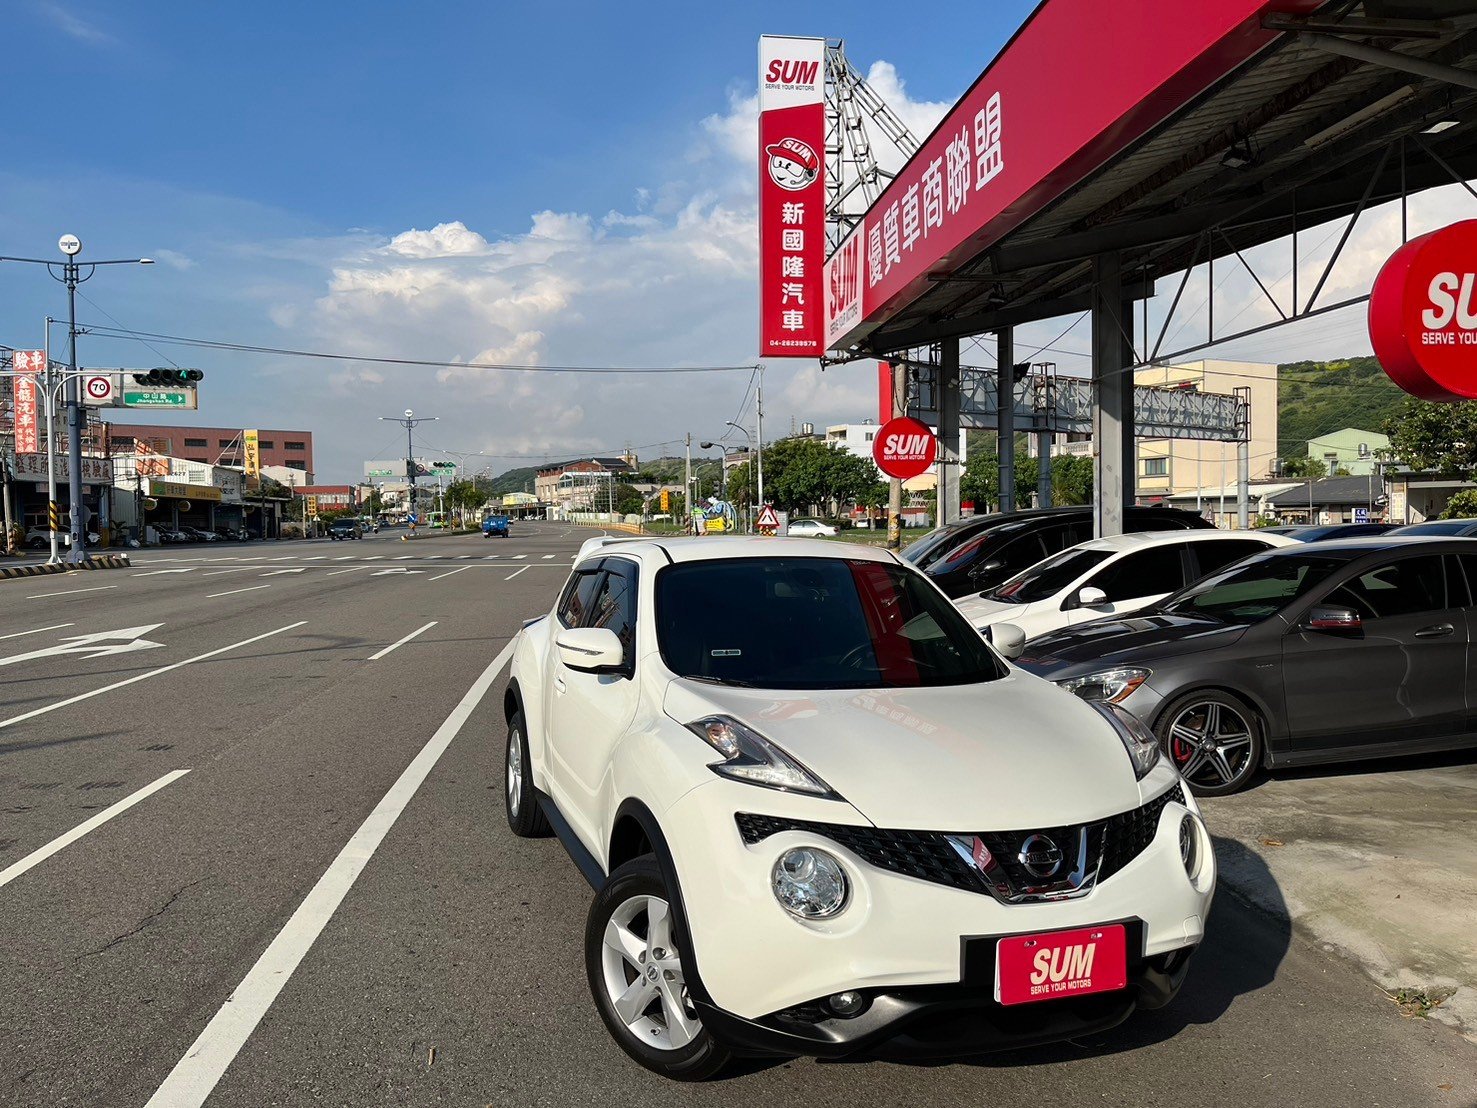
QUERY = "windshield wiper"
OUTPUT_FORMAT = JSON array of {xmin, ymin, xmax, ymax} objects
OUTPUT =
[{"xmin": 684, "ymin": 674, "xmax": 762, "ymax": 689}]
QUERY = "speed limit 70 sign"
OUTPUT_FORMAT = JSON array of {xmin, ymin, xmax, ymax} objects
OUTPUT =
[{"xmin": 82, "ymin": 374, "xmax": 116, "ymax": 406}]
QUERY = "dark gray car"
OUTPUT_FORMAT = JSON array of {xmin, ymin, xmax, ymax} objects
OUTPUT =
[{"xmin": 1006, "ymin": 537, "xmax": 1477, "ymax": 795}]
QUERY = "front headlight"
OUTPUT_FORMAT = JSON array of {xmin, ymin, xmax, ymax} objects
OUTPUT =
[
  {"xmin": 687, "ymin": 715, "xmax": 839, "ymax": 798},
  {"xmin": 1057, "ymin": 666, "xmax": 1150, "ymax": 703},
  {"xmin": 1091, "ymin": 701, "xmax": 1161, "ymax": 780}
]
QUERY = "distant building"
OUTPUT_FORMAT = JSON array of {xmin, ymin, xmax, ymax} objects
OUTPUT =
[
  {"xmin": 535, "ymin": 456, "xmax": 638, "ymax": 511},
  {"xmin": 825, "ymin": 421, "xmax": 964, "ymax": 494},
  {"xmin": 293, "ymin": 485, "xmax": 357, "ymax": 514},
  {"xmin": 106, "ymin": 422, "xmax": 314, "ymax": 477},
  {"xmin": 1304, "ymin": 427, "xmax": 1390, "ymax": 476}
]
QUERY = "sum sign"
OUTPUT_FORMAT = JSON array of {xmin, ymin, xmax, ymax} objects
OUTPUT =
[{"xmin": 873, "ymin": 417, "xmax": 937, "ymax": 480}]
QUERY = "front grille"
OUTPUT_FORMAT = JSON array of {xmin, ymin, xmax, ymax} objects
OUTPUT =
[{"xmin": 735, "ymin": 783, "xmax": 1185, "ymax": 904}]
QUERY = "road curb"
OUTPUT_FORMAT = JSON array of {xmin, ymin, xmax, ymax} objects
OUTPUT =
[{"xmin": 0, "ymin": 554, "xmax": 131, "ymax": 581}]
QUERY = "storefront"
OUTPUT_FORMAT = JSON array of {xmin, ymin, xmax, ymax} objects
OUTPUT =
[{"xmin": 10, "ymin": 452, "xmax": 115, "ymax": 540}]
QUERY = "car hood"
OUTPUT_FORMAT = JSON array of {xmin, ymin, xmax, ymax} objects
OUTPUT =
[
  {"xmin": 662, "ymin": 674, "xmax": 1142, "ymax": 830},
  {"xmin": 952, "ymin": 594, "xmax": 1033, "ymax": 627},
  {"xmin": 1017, "ymin": 612, "xmax": 1247, "ymax": 680}
]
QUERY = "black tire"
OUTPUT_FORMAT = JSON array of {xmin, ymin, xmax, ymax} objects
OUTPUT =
[
  {"xmin": 1155, "ymin": 689, "xmax": 1264, "ymax": 797},
  {"xmin": 586, "ymin": 857, "xmax": 733, "ymax": 1081},
  {"xmin": 504, "ymin": 710, "xmax": 551, "ymax": 837}
]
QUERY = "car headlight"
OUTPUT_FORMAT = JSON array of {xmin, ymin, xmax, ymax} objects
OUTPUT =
[
  {"xmin": 1091, "ymin": 701, "xmax": 1161, "ymax": 780},
  {"xmin": 772, "ymin": 847, "xmax": 848, "ymax": 919},
  {"xmin": 687, "ymin": 716, "xmax": 839, "ymax": 798},
  {"xmin": 1057, "ymin": 666, "xmax": 1150, "ymax": 703}
]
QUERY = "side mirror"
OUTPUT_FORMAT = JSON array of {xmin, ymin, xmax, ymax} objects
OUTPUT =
[
  {"xmin": 556, "ymin": 627, "xmax": 625, "ymax": 672},
  {"xmin": 992, "ymin": 622, "xmax": 1027, "ymax": 660},
  {"xmin": 969, "ymin": 558, "xmax": 1005, "ymax": 580},
  {"xmin": 1075, "ymin": 585, "xmax": 1109, "ymax": 608},
  {"xmin": 1302, "ymin": 606, "xmax": 1362, "ymax": 636}
]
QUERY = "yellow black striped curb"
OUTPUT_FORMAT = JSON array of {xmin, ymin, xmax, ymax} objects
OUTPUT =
[{"xmin": 0, "ymin": 554, "xmax": 131, "ymax": 580}]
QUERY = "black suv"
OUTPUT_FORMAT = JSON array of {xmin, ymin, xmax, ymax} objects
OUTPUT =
[
  {"xmin": 327, "ymin": 518, "xmax": 361, "ymax": 541},
  {"xmin": 902, "ymin": 505, "xmax": 1214, "ymax": 598}
]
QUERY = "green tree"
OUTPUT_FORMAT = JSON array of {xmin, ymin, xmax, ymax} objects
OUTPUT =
[
  {"xmin": 960, "ymin": 454, "xmax": 1040, "ymax": 511},
  {"xmin": 1052, "ymin": 455, "xmax": 1094, "ymax": 505},
  {"xmin": 612, "ymin": 483, "xmax": 644, "ymax": 515},
  {"xmin": 1280, "ymin": 454, "xmax": 1327, "ymax": 479},
  {"xmin": 1384, "ymin": 398, "xmax": 1477, "ymax": 477},
  {"xmin": 1441, "ymin": 489, "xmax": 1477, "ymax": 519},
  {"xmin": 761, "ymin": 438, "xmax": 883, "ymax": 513}
]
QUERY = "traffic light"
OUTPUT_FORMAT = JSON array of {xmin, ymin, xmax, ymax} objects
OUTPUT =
[{"xmin": 130, "ymin": 368, "xmax": 204, "ymax": 386}]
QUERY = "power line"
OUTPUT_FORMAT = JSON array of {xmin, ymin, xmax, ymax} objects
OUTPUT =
[{"xmin": 75, "ymin": 321, "xmax": 758, "ymax": 375}]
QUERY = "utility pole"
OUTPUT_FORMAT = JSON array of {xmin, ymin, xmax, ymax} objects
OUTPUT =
[
  {"xmin": 887, "ymin": 361, "xmax": 906, "ymax": 551},
  {"xmin": 756, "ymin": 366, "xmax": 765, "ymax": 511},
  {"xmin": 379, "ymin": 409, "xmax": 437, "ymax": 525},
  {"xmin": 44, "ymin": 323, "xmax": 60, "ymax": 563},
  {"xmin": 684, "ymin": 433, "xmax": 693, "ymax": 535}
]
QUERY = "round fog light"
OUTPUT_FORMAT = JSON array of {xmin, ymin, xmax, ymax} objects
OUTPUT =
[
  {"xmin": 1179, "ymin": 815, "xmax": 1198, "ymax": 876},
  {"xmin": 826, "ymin": 990, "xmax": 868, "ymax": 1018},
  {"xmin": 772, "ymin": 847, "xmax": 848, "ymax": 920}
]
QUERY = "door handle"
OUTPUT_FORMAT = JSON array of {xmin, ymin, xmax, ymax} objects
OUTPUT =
[
  {"xmin": 553, "ymin": 676, "xmax": 567, "ymax": 694},
  {"xmin": 1414, "ymin": 623, "xmax": 1455, "ymax": 638}
]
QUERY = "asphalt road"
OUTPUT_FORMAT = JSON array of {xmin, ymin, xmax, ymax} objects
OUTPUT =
[{"xmin": 0, "ymin": 523, "xmax": 1472, "ymax": 1108}]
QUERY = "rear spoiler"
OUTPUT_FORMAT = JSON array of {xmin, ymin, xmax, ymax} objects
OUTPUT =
[{"xmin": 575, "ymin": 535, "xmax": 645, "ymax": 562}]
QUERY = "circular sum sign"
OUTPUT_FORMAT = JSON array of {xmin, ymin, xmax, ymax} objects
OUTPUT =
[
  {"xmin": 873, "ymin": 416, "xmax": 937, "ymax": 480},
  {"xmin": 1369, "ymin": 219, "xmax": 1477, "ymax": 401}
]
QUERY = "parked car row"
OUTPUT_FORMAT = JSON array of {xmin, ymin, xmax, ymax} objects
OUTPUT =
[{"xmin": 153, "ymin": 523, "xmax": 254, "ymax": 543}]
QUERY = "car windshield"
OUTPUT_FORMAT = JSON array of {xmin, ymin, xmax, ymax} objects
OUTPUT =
[
  {"xmin": 988, "ymin": 547, "xmax": 1112, "ymax": 604},
  {"xmin": 656, "ymin": 556, "xmax": 1006, "ymax": 689},
  {"xmin": 1158, "ymin": 552, "xmax": 1345, "ymax": 624},
  {"xmin": 900, "ymin": 522, "xmax": 986, "ymax": 569}
]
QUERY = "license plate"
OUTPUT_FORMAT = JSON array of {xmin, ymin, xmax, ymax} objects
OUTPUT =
[{"xmin": 995, "ymin": 924, "xmax": 1127, "ymax": 1006}]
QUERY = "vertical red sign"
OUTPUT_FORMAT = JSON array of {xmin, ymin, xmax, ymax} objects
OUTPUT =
[
  {"xmin": 759, "ymin": 36, "xmax": 826, "ymax": 358},
  {"xmin": 12, "ymin": 349, "xmax": 44, "ymax": 455}
]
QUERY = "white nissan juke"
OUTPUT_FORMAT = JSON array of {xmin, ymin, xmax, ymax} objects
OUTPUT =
[{"xmin": 503, "ymin": 536, "xmax": 1215, "ymax": 1080}]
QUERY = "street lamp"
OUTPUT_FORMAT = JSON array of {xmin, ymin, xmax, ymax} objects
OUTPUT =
[
  {"xmin": 2, "ymin": 237, "xmax": 153, "ymax": 562},
  {"xmin": 378, "ymin": 409, "xmax": 437, "ymax": 524}
]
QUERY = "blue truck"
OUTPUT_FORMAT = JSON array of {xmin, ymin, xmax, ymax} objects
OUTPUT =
[{"xmin": 482, "ymin": 512, "xmax": 511, "ymax": 538}]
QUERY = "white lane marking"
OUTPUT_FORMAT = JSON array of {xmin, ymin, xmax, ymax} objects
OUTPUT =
[
  {"xmin": 364, "ymin": 555, "xmax": 386, "ymax": 561},
  {"xmin": 367, "ymin": 621, "xmax": 438, "ymax": 660},
  {"xmin": 395, "ymin": 555, "xmax": 414, "ymax": 561},
  {"xmin": 270, "ymin": 556, "xmax": 298, "ymax": 562},
  {"xmin": 0, "ymin": 770, "xmax": 192, "ymax": 890},
  {"xmin": 370, "ymin": 568, "xmax": 423, "ymax": 576},
  {"xmin": 427, "ymin": 566, "xmax": 469, "ymax": 583},
  {"xmin": 512, "ymin": 554, "xmax": 527, "ymax": 560},
  {"xmin": 505, "ymin": 566, "xmax": 528, "ymax": 580},
  {"xmin": 302, "ymin": 556, "xmax": 327, "ymax": 561},
  {"xmin": 26, "ymin": 585, "xmax": 118, "ymax": 600},
  {"xmin": 202, "ymin": 569, "xmax": 253, "ymax": 576},
  {"xmin": 0, "ymin": 622, "xmax": 306, "ymax": 732},
  {"xmin": 334, "ymin": 556, "xmax": 355, "ymax": 561},
  {"xmin": 206, "ymin": 585, "xmax": 272, "ymax": 599},
  {"xmin": 326, "ymin": 567, "xmax": 365, "ymax": 577},
  {"xmin": 458, "ymin": 554, "xmax": 474, "ymax": 559},
  {"xmin": 143, "ymin": 638, "xmax": 515, "ymax": 1108},
  {"xmin": 483, "ymin": 554, "xmax": 500, "ymax": 559},
  {"xmin": 0, "ymin": 622, "xmax": 74, "ymax": 641},
  {"xmin": 541, "ymin": 554, "xmax": 555, "ymax": 559},
  {"xmin": 260, "ymin": 569, "xmax": 306, "ymax": 576},
  {"xmin": 132, "ymin": 569, "xmax": 195, "ymax": 577}
]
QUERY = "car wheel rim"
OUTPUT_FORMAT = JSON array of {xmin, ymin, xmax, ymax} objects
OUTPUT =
[
  {"xmin": 600, "ymin": 894, "xmax": 701, "ymax": 1051},
  {"xmin": 1168, "ymin": 701, "xmax": 1255, "ymax": 788},
  {"xmin": 506, "ymin": 730, "xmax": 522, "ymax": 817}
]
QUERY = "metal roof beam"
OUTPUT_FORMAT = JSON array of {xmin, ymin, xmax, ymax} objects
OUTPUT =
[
  {"xmin": 1262, "ymin": 13, "xmax": 1455, "ymax": 39},
  {"xmin": 1299, "ymin": 31, "xmax": 1477, "ymax": 91}
]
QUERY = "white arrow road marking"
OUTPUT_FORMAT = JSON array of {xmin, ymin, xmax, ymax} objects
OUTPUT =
[
  {"xmin": 0, "ymin": 770, "xmax": 191, "ymax": 890},
  {"xmin": 260, "ymin": 568, "xmax": 306, "ymax": 576},
  {"xmin": 367, "ymin": 621, "xmax": 437, "ymax": 660},
  {"xmin": 371, "ymin": 568, "xmax": 425, "ymax": 576},
  {"xmin": 0, "ymin": 624, "xmax": 166, "ymax": 669},
  {"xmin": 0, "ymin": 622, "xmax": 74, "ymax": 642},
  {"xmin": 132, "ymin": 568, "xmax": 195, "ymax": 577}
]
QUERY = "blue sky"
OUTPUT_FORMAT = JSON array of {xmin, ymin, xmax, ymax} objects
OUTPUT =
[{"xmin": 2, "ymin": 0, "xmax": 1436, "ymax": 482}]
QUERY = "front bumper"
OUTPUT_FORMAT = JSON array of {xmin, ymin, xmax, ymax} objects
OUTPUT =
[
  {"xmin": 661, "ymin": 766, "xmax": 1213, "ymax": 1055},
  {"xmin": 695, "ymin": 934, "xmax": 1195, "ymax": 1059}
]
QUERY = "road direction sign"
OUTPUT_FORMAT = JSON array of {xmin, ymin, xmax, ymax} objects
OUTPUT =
[
  {"xmin": 121, "ymin": 386, "xmax": 196, "ymax": 409},
  {"xmin": 1353, "ymin": 507, "xmax": 1370, "ymax": 523},
  {"xmin": 81, "ymin": 374, "xmax": 200, "ymax": 409}
]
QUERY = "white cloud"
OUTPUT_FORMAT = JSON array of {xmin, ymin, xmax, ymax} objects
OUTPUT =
[{"xmin": 37, "ymin": 1, "xmax": 112, "ymax": 45}]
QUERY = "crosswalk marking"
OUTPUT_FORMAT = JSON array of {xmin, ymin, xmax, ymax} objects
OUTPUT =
[
  {"xmin": 512, "ymin": 554, "xmax": 527, "ymax": 560},
  {"xmin": 541, "ymin": 554, "xmax": 555, "ymax": 559},
  {"xmin": 483, "ymin": 554, "xmax": 500, "ymax": 559}
]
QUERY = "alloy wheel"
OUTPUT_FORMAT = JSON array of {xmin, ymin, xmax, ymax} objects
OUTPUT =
[
  {"xmin": 599, "ymin": 895, "xmax": 701, "ymax": 1051},
  {"xmin": 506, "ymin": 729, "xmax": 523, "ymax": 817},
  {"xmin": 1167, "ymin": 700, "xmax": 1255, "ymax": 789}
]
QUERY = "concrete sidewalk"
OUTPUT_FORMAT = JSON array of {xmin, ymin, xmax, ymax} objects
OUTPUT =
[{"xmin": 1204, "ymin": 750, "xmax": 1477, "ymax": 1042}]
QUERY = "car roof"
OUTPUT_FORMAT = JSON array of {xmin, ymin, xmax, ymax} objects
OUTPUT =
[
  {"xmin": 935, "ymin": 503, "xmax": 1198, "ymax": 533},
  {"xmin": 1069, "ymin": 529, "xmax": 1295, "ymax": 554},
  {"xmin": 1256, "ymin": 534, "xmax": 1466, "ymax": 559},
  {"xmin": 578, "ymin": 534, "xmax": 897, "ymax": 567}
]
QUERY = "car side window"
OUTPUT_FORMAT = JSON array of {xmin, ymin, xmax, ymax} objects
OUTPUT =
[
  {"xmin": 994, "ymin": 533, "xmax": 1049, "ymax": 576},
  {"xmin": 1086, "ymin": 545, "xmax": 1188, "ymax": 602},
  {"xmin": 1037, "ymin": 524, "xmax": 1080, "ymax": 558},
  {"xmin": 1324, "ymin": 556, "xmax": 1447, "ymax": 620},
  {"xmin": 588, "ymin": 560, "xmax": 638, "ymax": 660},
  {"xmin": 556, "ymin": 564, "xmax": 605, "ymax": 628},
  {"xmin": 1191, "ymin": 539, "xmax": 1272, "ymax": 578}
]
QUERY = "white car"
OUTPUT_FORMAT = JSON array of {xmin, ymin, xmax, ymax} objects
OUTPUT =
[
  {"xmin": 786, "ymin": 518, "xmax": 836, "ymax": 537},
  {"xmin": 504, "ymin": 536, "xmax": 1214, "ymax": 1079},
  {"xmin": 954, "ymin": 530, "xmax": 1297, "ymax": 640}
]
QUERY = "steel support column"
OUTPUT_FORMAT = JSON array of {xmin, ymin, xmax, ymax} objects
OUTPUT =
[
  {"xmin": 1091, "ymin": 254, "xmax": 1133, "ymax": 536},
  {"xmin": 996, "ymin": 329, "xmax": 1015, "ymax": 514},
  {"xmin": 937, "ymin": 338, "xmax": 961, "ymax": 527},
  {"xmin": 1036, "ymin": 433, "xmax": 1053, "ymax": 507}
]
